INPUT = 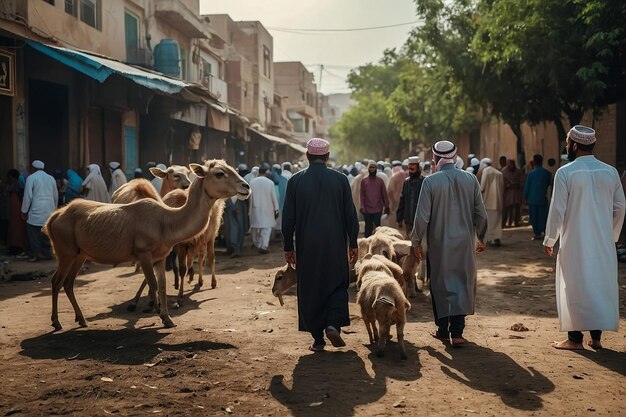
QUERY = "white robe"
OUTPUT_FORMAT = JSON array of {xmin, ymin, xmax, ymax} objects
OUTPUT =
[
  {"xmin": 249, "ymin": 176, "xmax": 279, "ymax": 228},
  {"xmin": 109, "ymin": 168, "xmax": 127, "ymax": 196},
  {"xmin": 544, "ymin": 155, "xmax": 625, "ymax": 332},
  {"xmin": 481, "ymin": 165, "xmax": 504, "ymax": 241}
]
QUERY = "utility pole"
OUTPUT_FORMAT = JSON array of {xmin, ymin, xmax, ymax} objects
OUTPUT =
[{"xmin": 319, "ymin": 64, "xmax": 323, "ymax": 91}]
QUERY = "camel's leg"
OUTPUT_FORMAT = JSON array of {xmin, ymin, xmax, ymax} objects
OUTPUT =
[
  {"xmin": 207, "ymin": 239, "xmax": 216, "ymax": 289},
  {"xmin": 186, "ymin": 247, "xmax": 197, "ymax": 286},
  {"xmin": 195, "ymin": 245, "xmax": 206, "ymax": 288},
  {"xmin": 62, "ymin": 255, "xmax": 88, "ymax": 327},
  {"xmin": 127, "ymin": 278, "xmax": 148, "ymax": 312},
  {"xmin": 171, "ymin": 250, "xmax": 180, "ymax": 290},
  {"xmin": 154, "ymin": 259, "xmax": 175, "ymax": 328},
  {"xmin": 50, "ymin": 257, "xmax": 74, "ymax": 331},
  {"xmin": 175, "ymin": 248, "xmax": 193, "ymax": 309},
  {"xmin": 176, "ymin": 246, "xmax": 187, "ymax": 289},
  {"xmin": 136, "ymin": 254, "xmax": 160, "ymax": 314}
]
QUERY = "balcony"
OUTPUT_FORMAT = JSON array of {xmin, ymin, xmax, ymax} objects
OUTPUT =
[
  {"xmin": 125, "ymin": 47, "xmax": 152, "ymax": 68},
  {"xmin": 202, "ymin": 74, "xmax": 228, "ymax": 101},
  {"xmin": 155, "ymin": 0, "xmax": 208, "ymax": 38}
]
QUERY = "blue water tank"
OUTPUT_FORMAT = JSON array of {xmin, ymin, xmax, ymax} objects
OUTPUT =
[{"xmin": 154, "ymin": 39, "xmax": 180, "ymax": 78}]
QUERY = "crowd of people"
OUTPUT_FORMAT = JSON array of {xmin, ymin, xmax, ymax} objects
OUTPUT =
[{"xmin": 0, "ymin": 124, "xmax": 623, "ymax": 354}]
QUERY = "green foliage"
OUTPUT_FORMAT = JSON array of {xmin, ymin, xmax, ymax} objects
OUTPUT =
[{"xmin": 330, "ymin": 92, "xmax": 405, "ymax": 163}]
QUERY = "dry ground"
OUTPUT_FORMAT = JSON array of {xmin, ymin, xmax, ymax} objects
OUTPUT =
[{"xmin": 0, "ymin": 226, "xmax": 624, "ymax": 416}]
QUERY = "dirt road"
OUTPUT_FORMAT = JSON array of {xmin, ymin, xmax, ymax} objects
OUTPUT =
[{"xmin": 0, "ymin": 226, "xmax": 624, "ymax": 416}]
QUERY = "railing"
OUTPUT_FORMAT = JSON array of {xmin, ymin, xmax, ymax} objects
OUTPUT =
[{"xmin": 126, "ymin": 47, "xmax": 152, "ymax": 68}]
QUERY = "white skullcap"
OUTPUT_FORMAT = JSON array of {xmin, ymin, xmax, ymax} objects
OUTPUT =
[
  {"xmin": 392, "ymin": 160, "xmax": 402, "ymax": 166},
  {"xmin": 156, "ymin": 163, "xmax": 167, "ymax": 170},
  {"xmin": 402, "ymin": 159, "xmax": 409, "ymax": 167},
  {"xmin": 31, "ymin": 160, "xmax": 44, "ymax": 170},
  {"xmin": 568, "ymin": 125, "xmax": 596, "ymax": 145},
  {"xmin": 432, "ymin": 140, "xmax": 457, "ymax": 158},
  {"xmin": 470, "ymin": 158, "xmax": 480, "ymax": 166},
  {"xmin": 134, "ymin": 167, "xmax": 142, "ymax": 173},
  {"xmin": 109, "ymin": 161, "xmax": 121, "ymax": 170},
  {"xmin": 481, "ymin": 158, "xmax": 492, "ymax": 165},
  {"xmin": 408, "ymin": 156, "xmax": 420, "ymax": 165},
  {"xmin": 455, "ymin": 158, "xmax": 465, "ymax": 169},
  {"xmin": 355, "ymin": 162, "xmax": 363, "ymax": 170},
  {"xmin": 272, "ymin": 164, "xmax": 281, "ymax": 170},
  {"xmin": 251, "ymin": 166, "xmax": 259, "ymax": 173},
  {"xmin": 238, "ymin": 163, "xmax": 247, "ymax": 171},
  {"xmin": 368, "ymin": 160, "xmax": 377, "ymax": 167},
  {"xmin": 466, "ymin": 167, "xmax": 475, "ymax": 173}
]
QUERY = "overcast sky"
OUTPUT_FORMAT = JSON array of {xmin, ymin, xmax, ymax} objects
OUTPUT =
[{"xmin": 199, "ymin": 0, "xmax": 418, "ymax": 95}]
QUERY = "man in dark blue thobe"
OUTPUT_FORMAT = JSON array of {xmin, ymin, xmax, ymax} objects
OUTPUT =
[{"xmin": 282, "ymin": 138, "xmax": 359, "ymax": 351}]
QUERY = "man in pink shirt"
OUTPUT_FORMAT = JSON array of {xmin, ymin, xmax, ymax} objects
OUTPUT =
[{"xmin": 360, "ymin": 160, "xmax": 389, "ymax": 237}]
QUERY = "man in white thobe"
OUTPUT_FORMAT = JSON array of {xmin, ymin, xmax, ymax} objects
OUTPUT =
[
  {"xmin": 544, "ymin": 125, "xmax": 625, "ymax": 350},
  {"xmin": 249, "ymin": 165, "xmax": 279, "ymax": 253},
  {"xmin": 108, "ymin": 161, "xmax": 127, "ymax": 196},
  {"xmin": 20, "ymin": 160, "xmax": 58, "ymax": 262},
  {"xmin": 480, "ymin": 158, "xmax": 504, "ymax": 246}
]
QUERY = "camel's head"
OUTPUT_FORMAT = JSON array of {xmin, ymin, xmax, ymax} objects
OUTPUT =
[
  {"xmin": 190, "ymin": 160, "xmax": 250, "ymax": 200},
  {"xmin": 150, "ymin": 165, "xmax": 192, "ymax": 190}
]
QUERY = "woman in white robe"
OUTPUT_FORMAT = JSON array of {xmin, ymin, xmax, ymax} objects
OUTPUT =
[{"xmin": 82, "ymin": 164, "xmax": 111, "ymax": 203}]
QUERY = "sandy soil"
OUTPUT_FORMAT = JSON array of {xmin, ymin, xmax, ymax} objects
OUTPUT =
[{"xmin": 0, "ymin": 226, "xmax": 624, "ymax": 417}]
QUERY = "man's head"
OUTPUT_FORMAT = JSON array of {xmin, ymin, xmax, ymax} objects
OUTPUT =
[
  {"xmin": 507, "ymin": 159, "xmax": 516, "ymax": 169},
  {"xmin": 31, "ymin": 160, "xmax": 44, "ymax": 172},
  {"xmin": 547, "ymin": 158, "xmax": 556, "ymax": 167},
  {"xmin": 109, "ymin": 161, "xmax": 121, "ymax": 171},
  {"xmin": 481, "ymin": 158, "xmax": 492, "ymax": 167},
  {"xmin": 259, "ymin": 163, "xmax": 270, "ymax": 175},
  {"xmin": 533, "ymin": 154, "xmax": 543, "ymax": 166},
  {"xmin": 566, "ymin": 125, "xmax": 596, "ymax": 162},
  {"xmin": 432, "ymin": 140, "xmax": 457, "ymax": 172},
  {"xmin": 282, "ymin": 162, "xmax": 292, "ymax": 172},
  {"xmin": 407, "ymin": 156, "xmax": 421, "ymax": 176},
  {"xmin": 367, "ymin": 160, "xmax": 377, "ymax": 176},
  {"xmin": 499, "ymin": 155, "xmax": 507, "ymax": 168},
  {"xmin": 306, "ymin": 137, "xmax": 330, "ymax": 163}
]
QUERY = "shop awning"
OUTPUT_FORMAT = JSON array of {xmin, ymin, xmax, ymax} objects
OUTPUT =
[
  {"xmin": 288, "ymin": 143, "xmax": 307, "ymax": 154},
  {"xmin": 247, "ymin": 128, "xmax": 290, "ymax": 145},
  {"xmin": 27, "ymin": 40, "xmax": 199, "ymax": 96}
]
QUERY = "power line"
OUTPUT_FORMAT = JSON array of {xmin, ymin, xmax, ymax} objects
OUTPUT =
[{"xmin": 267, "ymin": 21, "xmax": 419, "ymax": 33}]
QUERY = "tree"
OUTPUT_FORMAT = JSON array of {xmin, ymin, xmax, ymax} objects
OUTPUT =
[{"xmin": 329, "ymin": 92, "xmax": 406, "ymax": 163}]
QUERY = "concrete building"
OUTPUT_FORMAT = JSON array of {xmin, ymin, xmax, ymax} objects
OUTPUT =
[
  {"xmin": 0, "ymin": 0, "xmax": 233, "ymax": 180},
  {"xmin": 274, "ymin": 62, "xmax": 319, "ymax": 144}
]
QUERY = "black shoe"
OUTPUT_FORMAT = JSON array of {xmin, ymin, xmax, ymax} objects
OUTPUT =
[{"xmin": 325, "ymin": 326, "xmax": 346, "ymax": 347}]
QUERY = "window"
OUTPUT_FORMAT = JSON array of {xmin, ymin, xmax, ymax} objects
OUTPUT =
[
  {"xmin": 203, "ymin": 61, "xmax": 212, "ymax": 78},
  {"xmin": 80, "ymin": 0, "xmax": 100, "ymax": 30},
  {"xmin": 43, "ymin": 0, "xmax": 55, "ymax": 5},
  {"xmin": 263, "ymin": 45, "xmax": 271, "ymax": 78},
  {"xmin": 124, "ymin": 11, "xmax": 139, "ymax": 61},
  {"xmin": 180, "ymin": 47, "xmax": 187, "ymax": 80},
  {"xmin": 65, "ymin": 0, "xmax": 77, "ymax": 16}
]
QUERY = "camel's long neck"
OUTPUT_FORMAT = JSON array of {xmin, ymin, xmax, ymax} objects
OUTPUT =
[{"xmin": 163, "ymin": 178, "xmax": 214, "ymax": 245}]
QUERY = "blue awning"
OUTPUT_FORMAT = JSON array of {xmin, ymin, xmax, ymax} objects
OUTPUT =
[{"xmin": 27, "ymin": 40, "xmax": 191, "ymax": 95}]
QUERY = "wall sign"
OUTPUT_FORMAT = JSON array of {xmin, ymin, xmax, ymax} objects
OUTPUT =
[{"xmin": 0, "ymin": 49, "xmax": 15, "ymax": 96}]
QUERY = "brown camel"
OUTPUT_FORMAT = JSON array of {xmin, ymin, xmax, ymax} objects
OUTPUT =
[
  {"xmin": 43, "ymin": 160, "xmax": 250, "ymax": 331},
  {"xmin": 128, "ymin": 191, "xmax": 226, "ymax": 310},
  {"xmin": 111, "ymin": 178, "xmax": 161, "ymax": 204},
  {"xmin": 150, "ymin": 165, "xmax": 192, "ymax": 197}
]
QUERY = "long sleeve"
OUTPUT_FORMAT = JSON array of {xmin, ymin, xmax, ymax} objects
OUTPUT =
[
  {"xmin": 343, "ymin": 178, "xmax": 359, "ymax": 248},
  {"xmin": 282, "ymin": 179, "xmax": 296, "ymax": 251},
  {"xmin": 271, "ymin": 186, "xmax": 279, "ymax": 212},
  {"xmin": 473, "ymin": 180, "xmax": 488, "ymax": 241},
  {"xmin": 359, "ymin": 178, "xmax": 366, "ymax": 212},
  {"xmin": 396, "ymin": 181, "xmax": 406, "ymax": 222},
  {"xmin": 523, "ymin": 174, "xmax": 530, "ymax": 201},
  {"xmin": 21, "ymin": 177, "xmax": 33, "ymax": 214},
  {"xmin": 411, "ymin": 179, "xmax": 431, "ymax": 247},
  {"xmin": 543, "ymin": 170, "xmax": 568, "ymax": 247},
  {"xmin": 612, "ymin": 175, "xmax": 626, "ymax": 242},
  {"xmin": 53, "ymin": 183, "xmax": 59, "ymax": 208},
  {"xmin": 381, "ymin": 180, "xmax": 389, "ymax": 209}
]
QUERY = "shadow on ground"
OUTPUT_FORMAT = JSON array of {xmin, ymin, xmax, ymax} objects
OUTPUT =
[
  {"xmin": 424, "ymin": 343, "xmax": 555, "ymax": 411},
  {"xmin": 19, "ymin": 328, "xmax": 235, "ymax": 365}
]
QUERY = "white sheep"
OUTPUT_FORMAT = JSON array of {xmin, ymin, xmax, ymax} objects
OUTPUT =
[{"xmin": 356, "ymin": 254, "xmax": 411, "ymax": 359}]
